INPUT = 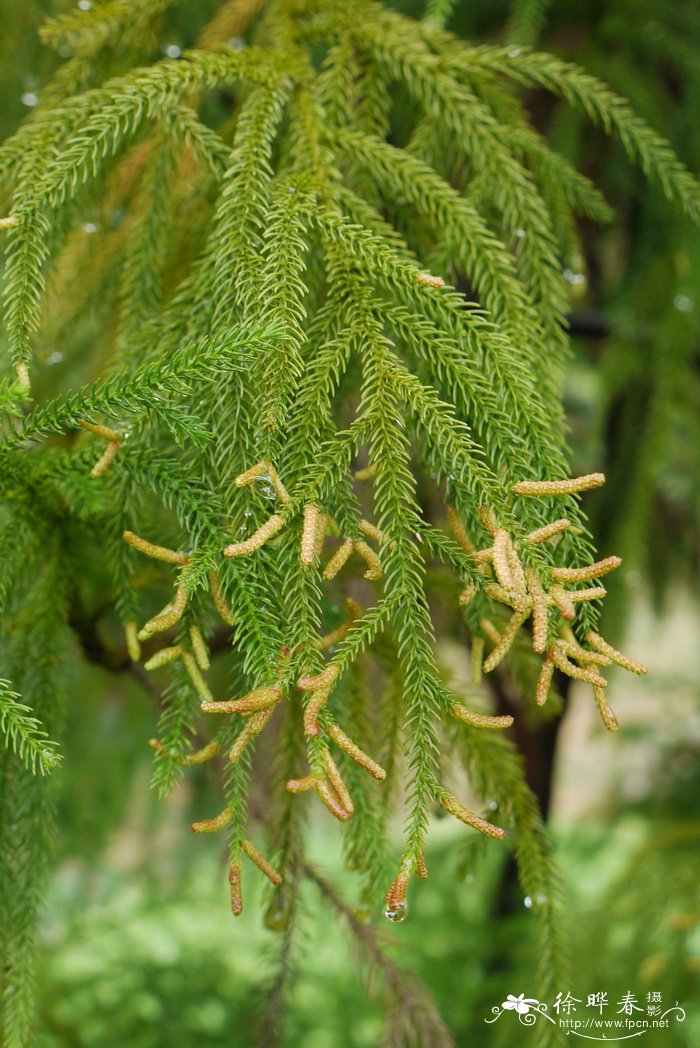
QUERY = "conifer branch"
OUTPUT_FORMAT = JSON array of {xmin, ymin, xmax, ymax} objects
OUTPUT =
[{"xmin": 0, "ymin": 679, "xmax": 62, "ymax": 775}]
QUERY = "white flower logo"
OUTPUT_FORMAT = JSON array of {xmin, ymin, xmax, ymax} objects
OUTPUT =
[{"xmin": 502, "ymin": 994, "xmax": 539, "ymax": 1014}]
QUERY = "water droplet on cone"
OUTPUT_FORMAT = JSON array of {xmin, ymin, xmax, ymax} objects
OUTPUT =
[{"xmin": 384, "ymin": 901, "xmax": 408, "ymax": 923}]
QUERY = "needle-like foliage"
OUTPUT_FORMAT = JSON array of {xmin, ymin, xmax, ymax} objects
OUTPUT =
[{"xmin": 0, "ymin": 0, "xmax": 693, "ymax": 1043}]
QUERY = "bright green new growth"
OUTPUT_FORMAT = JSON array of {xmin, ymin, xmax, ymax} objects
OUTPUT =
[
  {"xmin": 0, "ymin": 0, "xmax": 695, "ymax": 1044},
  {"xmin": 0, "ymin": 679, "xmax": 62, "ymax": 775}
]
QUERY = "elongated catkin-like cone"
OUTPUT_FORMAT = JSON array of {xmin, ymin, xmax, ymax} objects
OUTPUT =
[
  {"xmin": 90, "ymin": 439, "xmax": 120, "ymax": 478},
  {"xmin": 235, "ymin": 460, "xmax": 290, "ymax": 504},
  {"xmin": 202, "ymin": 686, "xmax": 280, "ymax": 715},
  {"xmin": 593, "ymin": 686, "xmax": 619, "ymax": 732},
  {"xmin": 150, "ymin": 738, "xmax": 222, "ymax": 766},
  {"xmin": 513, "ymin": 473, "xmax": 605, "ymax": 496},
  {"xmin": 484, "ymin": 582, "xmax": 515, "ymax": 606},
  {"xmin": 229, "ymin": 864, "xmax": 243, "ymax": 916},
  {"xmin": 327, "ymin": 721, "xmax": 386, "ymax": 780},
  {"xmin": 209, "ymin": 570, "xmax": 235, "ymax": 626},
  {"xmin": 123, "ymin": 530, "xmax": 189, "ymax": 565},
  {"xmin": 559, "ymin": 635, "xmax": 612, "ymax": 666},
  {"xmin": 317, "ymin": 599, "xmax": 362, "ymax": 650},
  {"xmin": 189, "ymin": 625, "xmax": 210, "ymax": 670},
  {"xmin": 180, "ymin": 740, "xmax": 221, "ymax": 766},
  {"xmin": 441, "ymin": 794, "xmax": 506, "ymax": 839},
  {"xmin": 472, "ymin": 547, "xmax": 494, "ymax": 565},
  {"xmin": 228, "ymin": 707, "xmax": 274, "ymax": 763},
  {"xmin": 550, "ymin": 645, "xmax": 607, "ymax": 687},
  {"xmin": 242, "ymin": 840, "xmax": 283, "ymax": 885},
  {"xmin": 125, "ymin": 622, "xmax": 141, "ymax": 662},
  {"xmin": 548, "ymin": 584, "xmax": 576, "ymax": 621},
  {"xmin": 385, "ymin": 872, "xmax": 409, "ymax": 908},
  {"xmin": 479, "ymin": 618, "xmax": 501, "ymax": 646},
  {"xmin": 0, "ymin": 215, "xmax": 19, "ymax": 229},
  {"xmin": 526, "ymin": 519, "xmax": 572, "ymax": 543},
  {"xmin": 315, "ymin": 512, "xmax": 329, "ymax": 558},
  {"xmin": 224, "ymin": 514, "xmax": 285, "ymax": 558},
  {"xmin": 286, "ymin": 775, "xmax": 316, "ymax": 793},
  {"xmin": 550, "ymin": 556, "xmax": 621, "ymax": 584},
  {"xmin": 536, "ymin": 655, "xmax": 555, "ymax": 706},
  {"xmin": 564, "ymin": 586, "xmax": 607, "ymax": 603},
  {"xmin": 477, "ymin": 506, "xmax": 497, "ymax": 536},
  {"xmin": 416, "ymin": 853, "xmax": 428, "ymax": 879},
  {"xmin": 181, "ymin": 650, "xmax": 214, "ymax": 703},
  {"xmin": 505, "ymin": 534, "xmax": 527, "ymax": 595},
  {"xmin": 322, "ymin": 539, "xmax": 354, "ymax": 580},
  {"xmin": 315, "ymin": 779, "xmax": 352, "ymax": 821},
  {"xmin": 586, "ymin": 631, "xmax": 647, "ymax": 675},
  {"xmin": 80, "ymin": 420, "xmax": 120, "ymax": 442},
  {"xmin": 525, "ymin": 568, "xmax": 548, "ymax": 654},
  {"xmin": 138, "ymin": 583, "xmax": 188, "ymax": 640},
  {"xmin": 450, "ymin": 703, "xmax": 513, "ymax": 729},
  {"xmin": 317, "ymin": 623, "xmax": 348, "ymax": 651},
  {"xmin": 300, "ymin": 504, "xmax": 320, "ymax": 566},
  {"xmin": 359, "ymin": 519, "xmax": 382, "ymax": 543},
  {"xmin": 144, "ymin": 645, "xmax": 183, "ymax": 670},
  {"xmin": 483, "ymin": 609, "xmax": 529, "ymax": 672},
  {"xmin": 303, "ymin": 686, "xmax": 331, "ymax": 737},
  {"xmin": 471, "ymin": 637, "xmax": 485, "ymax": 685},
  {"xmin": 354, "ymin": 540, "xmax": 382, "ymax": 580},
  {"xmin": 297, "ymin": 664, "xmax": 340, "ymax": 692},
  {"xmin": 416, "ymin": 270, "xmax": 445, "ymax": 288},
  {"xmin": 191, "ymin": 806, "xmax": 233, "ymax": 833},
  {"xmin": 492, "ymin": 529, "xmax": 514, "ymax": 591},
  {"xmin": 459, "ymin": 582, "xmax": 477, "ymax": 606},
  {"xmin": 322, "ymin": 750, "xmax": 354, "ymax": 815},
  {"xmin": 235, "ymin": 462, "xmax": 269, "ymax": 486},
  {"xmin": 15, "ymin": 363, "xmax": 29, "ymax": 393},
  {"xmin": 447, "ymin": 507, "xmax": 475, "ymax": 555}
]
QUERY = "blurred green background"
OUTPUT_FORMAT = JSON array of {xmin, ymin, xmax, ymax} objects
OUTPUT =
[{"xmin": 2, "ymin": 2, "xmax": 699, "ymax": 1046}]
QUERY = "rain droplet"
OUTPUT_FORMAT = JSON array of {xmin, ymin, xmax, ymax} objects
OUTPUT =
[
  {"xmin": 514, "ymin": 228, "xmax": 527, "ymax": 239},
  {"xmin": 46, "ymin": 352, "xmax": 63, "ymax": 366},
  {"xmin": 523, "ymin": 895, "xmax": 533, "ymax": 908},
  {"xmin": 384, "ymin": 901, "xmax": 408, "ymax": 923},
  {"xmin": 674, "ymin": 294, "xmax": 693, "ymax": 313},
  {"xmin": 264, "ymin": 900, "xmax": 291, "ymax": 932},
  {"xmin": 164, "ymin": 43, "xmax": 182, "ymax": 58},
  {"xmin": 488, "ymin": 800, "xmax": 499, "ymax": 811},
  {"xmin": 78, "ymin": 0, "xmax": 92, "ymax": 9},
  {"xmin": 563, "ymin": 268, "xmax": 586, "ymax": 286},
  {"xmin": 508, "ymin": 48, "xmax": 522, "ymax": 58},
  {"xmin": 253, "ymin": 478, "xmax": 276, "ymax": 500},
  {"xmin": 83, "ymin": 222, "xmax": 99, "ymax": 234},
  {"xmin": 21, "ymin": 92, "xmax": 39, "ymax": 107},
  {"xmin": 228, "ymin": 37, "xmax": 245, "ymax": 51}
]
